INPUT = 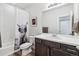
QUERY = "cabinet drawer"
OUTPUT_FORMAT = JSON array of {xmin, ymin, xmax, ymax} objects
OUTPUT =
[
  {"xmin": 51, "ymin": 48, "xmax": 76, "ymax": 56},
  {"xmin": 61, "ymin": 44, "xmax": 79, "ymax": 55},
  {"xmin": 61, "ymin": 44, "xmax": 77, "ymax": 50},
  {"xmin": 35, "ymin": 38, "xmax": 42, "ymax": 44},
  {"xmin": 42, "ymin": 40, "xmax": 60, "ymax": 48}
]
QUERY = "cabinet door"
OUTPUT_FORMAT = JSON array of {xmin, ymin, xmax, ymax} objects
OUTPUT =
[
  {"xmin": 35, "ymin": 38, "xmax": 49, "ymax": 56},
  {"xmin": 35, "ymin": 43, "xmax": 42, "ymax": 56},
  {"xmin": 35, "ymin": 38, "xmax": 42, "ymax": 56},
  {"xmin": 35, "ymin": 43, "xmax": 49, "ymax": 56},
  {"xmin": 50, "ymin": 48, "xmax": 74, "ymax": 56},
  {"xmin": 50, "ymin": 48, "xmax": 65, "ymax": 56},
  {"xmin": 42, "ymin": 44, "xmax": 49, "ymax": 56},
  {"xmin": 61, "ymin": 43, "xmax": 79, "ymax": 55}
]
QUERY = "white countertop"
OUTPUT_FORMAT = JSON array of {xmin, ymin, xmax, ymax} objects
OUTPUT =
[{"xmin": 35, "ymin": 33, "xmax": 79, "ymax": 47}]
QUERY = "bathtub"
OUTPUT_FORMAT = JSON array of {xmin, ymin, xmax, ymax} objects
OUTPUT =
[{"xmin": 0, "ymin": 44, "xmax": 14, "ymax": 56}]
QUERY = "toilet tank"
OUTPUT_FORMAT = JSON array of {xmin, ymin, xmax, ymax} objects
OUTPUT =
[{"xmin": 28, "ymin": 36, "xmax": 35, "ymax": 45}]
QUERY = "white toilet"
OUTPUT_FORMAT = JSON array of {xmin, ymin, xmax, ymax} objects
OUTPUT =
[{"xmin": 20, "ymin": 36, "xmax": 35, "ymax": 56}]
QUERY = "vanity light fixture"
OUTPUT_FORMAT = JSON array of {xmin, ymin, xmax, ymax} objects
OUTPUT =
[{"xmin": 48, "ymin": 3, "xmax": 61, "ymax": 8}]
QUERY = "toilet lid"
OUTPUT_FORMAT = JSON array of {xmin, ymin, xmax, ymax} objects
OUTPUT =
[{"xmin": 20, "ymin": 43, "xmax": 32, "ymax": 49}]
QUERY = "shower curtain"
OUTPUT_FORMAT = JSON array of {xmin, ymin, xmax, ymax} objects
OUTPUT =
[
  {"xmin": 14, "ymin": 24, "xmax": 28, "ymax": 50},
  {"xmin": 14, "ymin": 8, "xmax": 29, "ymax": 50}
]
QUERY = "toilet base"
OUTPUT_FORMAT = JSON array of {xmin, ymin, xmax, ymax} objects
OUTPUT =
[{"xmin": 21, "ymin": 47, "xmax": 32, "ymax": 56}]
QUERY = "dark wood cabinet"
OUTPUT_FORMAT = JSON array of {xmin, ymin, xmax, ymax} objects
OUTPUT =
[
  {"xmin": 35, "ymin": 38, "xmax": 79, "ymax": 56},
  {"xmin": 51, "ymin": 48, "xmax": 67, "ymax": 56},
  {"xmin": 50, "ymin": 48, "xmax": 76, "ymax": 56},
  {"xmin": 35, "ymin": 38, "xmax": 49, "ymax": 56},
  {"xmin": 41, "ymin": 44, "xmax": 49, "ymax": 56}
]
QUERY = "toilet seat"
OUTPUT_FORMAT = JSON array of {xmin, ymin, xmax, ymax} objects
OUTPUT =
[{"xmin": 20, "ymin": 43, "xmax": 32, "ymax": 49}]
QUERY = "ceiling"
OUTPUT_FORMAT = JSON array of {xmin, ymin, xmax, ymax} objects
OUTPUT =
[
  {"xmin": 8, "ymin": 3, "xmax": 63, "ymax": 11},
  {"xmin": 8, "ymin": 3, "xmax": 48, "ymax": 10}
]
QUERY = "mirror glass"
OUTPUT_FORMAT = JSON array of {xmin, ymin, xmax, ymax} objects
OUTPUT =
[{"xmin": 59, "ymin": 15, "xmax": 72, "ymax": 35}]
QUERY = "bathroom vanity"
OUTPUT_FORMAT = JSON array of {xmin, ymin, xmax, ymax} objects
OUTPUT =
[{"xmin": 35, "ymin": 33, "xmax": 79, "ymax": 56}]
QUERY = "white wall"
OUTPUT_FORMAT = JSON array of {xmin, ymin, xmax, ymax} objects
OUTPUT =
[
  {"xmin": 25, "ymin": 4, "xmax": 47, "ymax": 36},
  {"xmin": 42, "ymin": 4, "xmax": 73, "ymax": 34}
]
